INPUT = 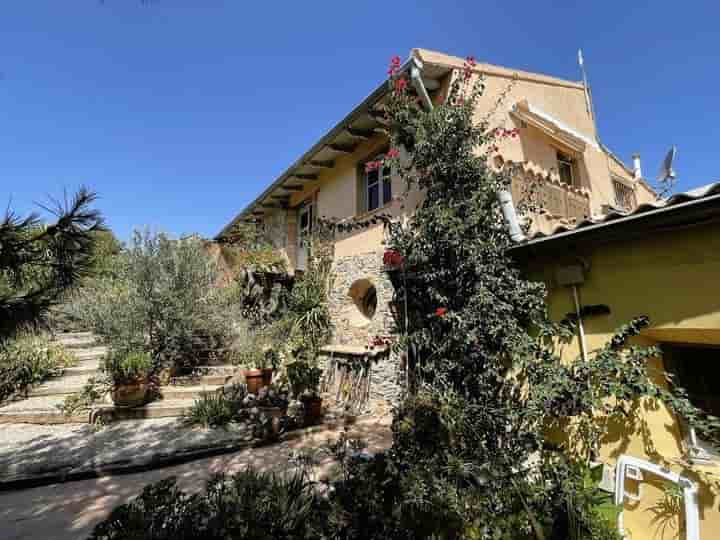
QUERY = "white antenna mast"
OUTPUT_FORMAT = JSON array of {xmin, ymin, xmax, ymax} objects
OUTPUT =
[{"xmin": 578, "ymin": 49, "xmax": 595, "ymax": 121}]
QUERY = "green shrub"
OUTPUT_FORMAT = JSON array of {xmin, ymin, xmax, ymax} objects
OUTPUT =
[
  {"xmin": 287, "ymin": 361, "xmax": 322, "ymax": 399},
  {"xmin": 103, "ymin": 350, "xmax": 152, "ymax": 385},
  {"xmin": 183, "ymin": 386, "xmax": 247, "ymax": 428},
  {"xmin": 69, "ymin": 230, "xmax": 238, "ymax": 373},
  {"xmin": 0, "ymin": 332, "xmax": 77, "ymax": 402},
  {"xmin": 90, "ymin": 471, "xmax": 323, "ymax": 540}
]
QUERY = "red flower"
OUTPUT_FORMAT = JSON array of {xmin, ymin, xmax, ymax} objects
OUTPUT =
[
  {"xmin": 462, "ymin": 55, "xmax": 476, "ymax": 81},
  {"xmin": 388, "ymin": 55, "xmax": 402, "ymax": 77},
  {"xmin": 435, "ymin": 307, "xmax": 448, "ymax": 317},
  {"xmin": 394, "ymin": 77, "xmax": 408, "ymax": 93},
  {"xmin": 386, "ymin": 148, "xmax": 400, "ymax": 159},
  {"xmin": 383, "ymin": 249, "xmax": 405, "ymax": 268},
  {"xmin": 365, "ymin": 161, "xmax": 382, "ymax": 173}
]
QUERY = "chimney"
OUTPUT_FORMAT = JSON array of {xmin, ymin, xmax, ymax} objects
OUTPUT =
[{"xmin": 632, "ymin": 153, "xmax": 642, "ymax": 179}]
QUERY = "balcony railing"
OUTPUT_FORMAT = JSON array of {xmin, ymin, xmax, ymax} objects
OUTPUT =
[{"xmin": 512, "ymin": 174, "xmax": 590, "ymax": 221}]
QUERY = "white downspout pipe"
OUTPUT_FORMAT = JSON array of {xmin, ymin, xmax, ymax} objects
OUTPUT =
[
  {"xmin": 497, "ymin": 190, "xmax": 526, "ymax": 243},
  {"xmin": 409, "ymin": 58, "xmax": 434, "ymax": 112}
]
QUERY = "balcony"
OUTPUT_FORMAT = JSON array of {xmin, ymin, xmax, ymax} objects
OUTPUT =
[{"xmin": 511, "ymin": 173, "xmax": 591, "ymax": 221}]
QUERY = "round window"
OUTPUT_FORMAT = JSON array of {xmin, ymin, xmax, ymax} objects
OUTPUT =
[{"xmin": 348, "ymin": 279, "xmax": 378, "ymax": 320}]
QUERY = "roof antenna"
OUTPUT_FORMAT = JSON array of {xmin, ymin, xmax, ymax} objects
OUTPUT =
[
  {"xmin": 656, "ymin": 145, "xmax": 678, "ymax": 198},
  {"xmin": 578, "ymin": 49, "xmax": 595, "ymax": 121}
]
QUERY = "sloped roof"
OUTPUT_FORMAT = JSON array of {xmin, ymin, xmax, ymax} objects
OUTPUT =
[
  {"xmin": 216, "ymin": 49, "xmax": 590, "ymax": 239},
  {"xmin": 521, "ymin": 182, "xmax": 720, "ymax": 245}
]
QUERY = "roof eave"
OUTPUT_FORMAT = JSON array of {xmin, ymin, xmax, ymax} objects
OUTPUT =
[
  {"xmin": 215, "ymin": 58, "xmax": 424, "ymax": 240},
  {"xmin": 510, "ymin": 191, "xmax": 720, "ymax": 256}
]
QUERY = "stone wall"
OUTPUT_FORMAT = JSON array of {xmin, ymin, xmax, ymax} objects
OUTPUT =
[
  {"xmin": 328, "ymin": 249, "xmax": 396, "ymax": 346},
  {"xmin": 318, "ymin": 346, "xmax": 405, "ymax": 410},
  {"xmin": 321, "ymin": 249, "xmax": 405, "ymax": 408}
]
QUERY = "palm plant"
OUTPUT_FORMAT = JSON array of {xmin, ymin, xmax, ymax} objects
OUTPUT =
[{"xmin": 0, "ymin": 187, "xmax": 104, "ymax": 341}]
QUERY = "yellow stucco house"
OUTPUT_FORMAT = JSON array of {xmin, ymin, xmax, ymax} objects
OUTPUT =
[
  {"xmin": 511, "ymin": 183, "xmax": 720, "ymax": 540},
  {"xmin": 217, "ymin": 48, "xmax": 656, "ymax": 350},
  {"xmin": 217, "ymin": 47, "xmax": 719, "ymax": 539}
]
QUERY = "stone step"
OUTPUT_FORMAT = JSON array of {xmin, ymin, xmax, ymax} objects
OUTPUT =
[
  {"xmin": 29, "ymin": 374, "xmax": 96, "ymax": 397},
  {"xmin": 29, "ymin": 378, "xmax": 221, "ymax": 399},
  {"xmin": 64, "ymin": 359, "xmax": 102, "ymax": 376},
  {"xmin": 52, "ymin": 332, "xmax": 99, "ymax": 349},
  {"xmin": 159, "ymin": 385, "xmax": 221, "ymax": 400},
  {"xmin": 0, "ymin": 395, "xmax": 85, "ymax": 424},
  {"xmin": 72, "ymin": 346, "xmax": 107, "ymax": 361},
  {"xmin": 94, "ymin": 399, "xmax": 196, "ymax": 422},
  {"xmin": 0, "ymin": 393, "xmax": 200, "ymax": 425},
  {"xmin": 170, "ymin": 374, "xmax": 232, "ymax": 386}
]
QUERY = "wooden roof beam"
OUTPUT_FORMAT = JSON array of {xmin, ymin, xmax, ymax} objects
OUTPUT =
[
  {"xmin": 328, "ymin": 143, "xmax": 356, "ymax": 154},
  {"xmin": 346, "ymin": 127, "xmax": 375, "ymax": 140},
  {"xmin": 308, "ymin": 160, "xmax": 335, "ymax": 169},
  {"xmin": 292, "ymin": 173, "xmax": 318, "ymax": 181}
]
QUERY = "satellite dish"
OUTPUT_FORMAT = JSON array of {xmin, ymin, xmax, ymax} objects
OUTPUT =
[{"xmin": 657, "ymin": 145, "xmax": 677, "ymax": 182}]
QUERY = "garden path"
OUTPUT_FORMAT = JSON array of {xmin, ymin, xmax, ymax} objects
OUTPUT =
[{"xmin": 0, "ymin": 415, "xmax": 392, "ymax": 540}]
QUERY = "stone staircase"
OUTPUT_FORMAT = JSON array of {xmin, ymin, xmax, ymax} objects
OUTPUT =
[{"xmin": 0, "ymin": 332, "xmax": 237, "ymax": 425}]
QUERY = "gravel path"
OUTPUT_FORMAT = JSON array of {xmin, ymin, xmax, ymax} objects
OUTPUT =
[{"xmin": 0, "ymin": 416, "xmax": 392, "ymax": 540}]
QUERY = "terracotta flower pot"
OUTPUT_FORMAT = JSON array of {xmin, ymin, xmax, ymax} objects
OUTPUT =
[
  {"xmin": 244, "ymin": 369, "xmax": 264, "ymax": 395},
  {"xmin": 302, "ymin": 396, "xmax": 323, "ymax": 425},
  {"xmin": 111, "ymin": 380, "xmax": 149, "ymax": 408}
]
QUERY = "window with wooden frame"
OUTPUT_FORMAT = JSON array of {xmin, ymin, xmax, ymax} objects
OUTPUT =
[
  {"xmin": 556, "ymin": 151, "xmax": 578, "ymax": 188},
  {"xmin": 358, "ymin": 155, "xmax": 392, "ymax": 214},
  {"xmin": 612, "ymin": 178, "xmax": 636, "ymax": 211}
]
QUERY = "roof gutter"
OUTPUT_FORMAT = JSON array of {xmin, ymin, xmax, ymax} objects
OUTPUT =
[{"xmin": 510, "ymin": 191, "xmax": 720, "ymax": 254}]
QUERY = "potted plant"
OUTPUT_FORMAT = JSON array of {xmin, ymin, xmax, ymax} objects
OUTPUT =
[
  {"xmin": 255, "ymin": 384, "xmax": 289, "ymax": 438},
  {"xmin": 287, "ymin": 360, "xmax": 323, "ymax": 425},
  {"xmin": 104, "ymin": 350, "xmax": 152, "ymax": 408},
  {"xmin": 244, "ymin": 348, "xmax": 278, "ymax": 395}
]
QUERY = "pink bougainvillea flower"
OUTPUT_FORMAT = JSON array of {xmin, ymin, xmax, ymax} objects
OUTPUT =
[
  {"xmin": 387, "ymin": 55, "xmax": 402, "ymax": 77},
  {"xmin": 386, "ymin": 148, "xmax": 400, "ymax": 159},
  {"xmin": 365, "ymin": 161, "xmax": 382, "ymax": 173},
  {"xmin": 394, "ymin": 77, "xmax": 408, "ymax": 93},
  {"xmin": 462, "ymin": 56, "xmax": 476, "ymax": 81},
  {"xmin": 435, "ymin": 307, "xmax": 448, "ymax": 317}
]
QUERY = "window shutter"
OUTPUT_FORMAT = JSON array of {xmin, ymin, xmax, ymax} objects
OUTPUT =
[{"xmin": 356, "ymin": 164, "xmax": 367, "ymax": 215}]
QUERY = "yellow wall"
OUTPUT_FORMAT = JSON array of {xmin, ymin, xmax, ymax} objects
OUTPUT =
[{"xmin": 525, "ymin": 222, "xmax": 720, "ymax": 540}]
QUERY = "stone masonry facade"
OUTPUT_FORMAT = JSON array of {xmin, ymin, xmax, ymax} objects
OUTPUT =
[{"xmin": 324, "ymin": 249, "xmax": 404, "ymax": 406}]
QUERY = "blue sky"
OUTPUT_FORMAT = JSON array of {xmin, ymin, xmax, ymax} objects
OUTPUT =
[{"xmin": 1, "ymin": 1, "xmax": 718, "ymax": 240}]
